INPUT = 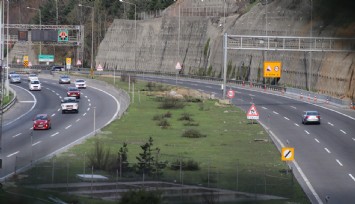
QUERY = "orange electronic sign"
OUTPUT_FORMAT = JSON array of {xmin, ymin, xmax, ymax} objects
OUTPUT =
[{"xmin": 264, "ymin": 61, "xmax": 282, "ymax": 78}]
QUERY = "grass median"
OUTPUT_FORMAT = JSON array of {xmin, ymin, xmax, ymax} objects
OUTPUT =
[{"xmin": 11, "ymin": 74, "xmax": 309, "ymax": 203}]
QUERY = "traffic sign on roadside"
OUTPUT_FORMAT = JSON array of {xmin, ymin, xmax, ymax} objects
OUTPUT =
[
  {"xmin": 247, "ymin": 104, "xmax": 259, "ymax": 120},
  {"xmin": 227, "ymin": 89, "xmax": 235, "ymax": 99},
  {"xmin": 97, "ymin": 64, "xmax": 103, "ymax": 71},
  {"xmin": 281, "ymin": 147, "xmax": 294, "ymax": 161},
  {"xmin": 175, "ymin": 62, "xmax": 182, "ymax": 70},
  {"xmin": 76, "ymin": 59, "xmax": 82, "ymax": 66},
  {"xmin": 66, "ymin": 58, "xmax": 72, "ymax": 65}
]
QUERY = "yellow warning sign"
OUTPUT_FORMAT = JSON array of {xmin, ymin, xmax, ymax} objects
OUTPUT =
[
  {"xmin": 66, "ymin": 58, "xmax": 72, "ymax": 65},
  {"xmin": 281, "ymin": 147, "xmax": 294, "ymax": 161},
  {"xmin": 23, "ymin": 55, "xmax": 29, "ymax": 61},
  {"xmin": 264, "ymin": 61, "xmax": 282, "ymax": 78},
  {"xmin": 23, "ymin": 61, "xmax": 29, "ymax": 68}
]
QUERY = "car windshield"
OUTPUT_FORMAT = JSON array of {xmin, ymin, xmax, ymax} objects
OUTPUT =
[
  {"xmin": 29, "ymin": 74, "xmax": 37, "ymax": 77},
  {"xmin": 68, "ymin": 87, "xmax": 78, "ymax": 91},
  {"xmin": 307, "ymin": 111, "xmax": 319, "ymax": 115},
  {"xmin": 12, "ymin": 74, "xmax": 20, "ymax": 78},
  {"xmin": 64, "ymin": 97, "xmax": 76, "ymax": 102},
  {"xmin": 61, "ymin": 76, "xmax": 69, "ymax": 79},
  {"xmin": 31, "ymin": 81, "xmax": 40, "ymax": 84},
  {"xmin": 35, "ymin": 115, "xmax": 47, "ymax": 120},
  {"xmin": 76, "ymin": 79, "xmax": 85, "ymax": 83}
]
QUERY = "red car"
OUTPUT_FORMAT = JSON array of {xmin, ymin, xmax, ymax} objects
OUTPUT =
[
  {"xmin": 67, "ymin": 87, "xmax": 81, "ymax": 99},
  {"xmin": 33, "ymin": 114, "xmax": 51, "ymax": 130}
]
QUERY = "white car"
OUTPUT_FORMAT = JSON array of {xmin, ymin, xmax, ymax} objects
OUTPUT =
[
  {"xmin": 29, "ymin": 80, "xmax": 41, "ymax": 91},
  {"xmin": 61, "ymin": 97, "xmax": 79, "ymax": 113},
  {"xmin": 28, "ymin": 73, "xmax": 38, "ymax": 82},
  {"xmin": 75, "ymin": 79, "xmax": 87, "ymax": 89}
]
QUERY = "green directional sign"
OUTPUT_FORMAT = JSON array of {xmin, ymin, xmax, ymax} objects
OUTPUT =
[
  {"xmin": 58, "ymin": 29, "xmax": 69, "ymax": 42},
  {"xmin": 38, "ymin": 55, "xmax": 54, "ymax": 62}
]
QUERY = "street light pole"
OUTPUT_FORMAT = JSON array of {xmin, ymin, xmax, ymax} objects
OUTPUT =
[
  {"xmin": 78, "ymin": 4, "xmax": 94, "ymax": 78},
  {"xmin": 309, "ymin": 0, "xmax": 313, "ymax": 91},
  {"xmin": 26, "ymin": 7, "xmax": 41, "ymax": 55},
  {"xmin": 119, "ymin": 0, "xmax": 136, "ymax": 71}
]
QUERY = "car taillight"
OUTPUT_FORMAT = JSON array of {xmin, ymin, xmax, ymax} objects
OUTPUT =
[
  {"xmin": 316, "ymin": 116, "xmax": 320, "ymax": 119},
  {"xmin": 305, "ymin": 116, "xmax": 309, "ymax": 119}
]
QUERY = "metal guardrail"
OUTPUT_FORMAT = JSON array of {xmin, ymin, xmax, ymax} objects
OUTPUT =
[{"xmin": 1, "ymin": 86, "xmax": 17, "ymax": 113}]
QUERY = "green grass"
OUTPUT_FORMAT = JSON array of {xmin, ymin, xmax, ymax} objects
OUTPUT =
[
  {"xmin": 2, "ymin": 91, "xmax": 14, "ymax": 107},
  {"xmin": 13, "ymin": 74, "xmax": 309, "ymax": 203}
]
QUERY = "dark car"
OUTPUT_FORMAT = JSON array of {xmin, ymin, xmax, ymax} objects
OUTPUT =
[
  {"xmin": 33, "ymin": 114, "xmax": 51, "ymax": 130},
  {"xmin": 59, "ymin": 75, "xmax": 71, "ymax": 84},
  {"xmin": 67, "ymin": 87, "xmax": 81, "ymax": 99},
  {"xmin": 301, "ymin": 111, "xmax": 321, "ymax": 125},
  {"xmin": 51, "ymin": 66, "xmax": 64, "ymax": 72}
]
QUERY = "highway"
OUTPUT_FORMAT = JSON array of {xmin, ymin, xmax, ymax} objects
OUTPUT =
[
  {"xmin": 1, "ymin": 75, "xmax": 120, "ymax": 180},
  {"xmin": 141, "ymin": 75, "xmax": 355, "ymax": 204},
  {"xmin": 2, "ymin": 72, "xmax": 355, "ymax": 203}
]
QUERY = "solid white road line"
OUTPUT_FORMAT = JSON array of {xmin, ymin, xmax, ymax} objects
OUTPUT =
[
  {"xmin": 304, "ymin": 130, "xmax": 310, "ymax": 135},
  {"xmin": 328, "ymin": 122, "xmax": 334, "ymax": 126},
  {"xmin": 65, "ymin": 125, "xmax": 72, "ymax": 129},
  {"xmin": 349, "ymin": 174, "xmax": 355, "ymax": 182},
  {"xmin": 13, "ymin": 133, "xmax": 22, "ymax": 138},
  {"xmin": 273, "ymin": 111, "xmax": 279, "ymax": 115},
  {"xmin": 32, "ymin": 141, "xmax": 41, "ymax": 146},
  {"xmin": 340, "ymin": 130, "xmax": 347, "ymax": 134},
  {"xmin": 324, "ymin": 148, "xmax": 331, "ymax": 154},
  {"xmin": 336, "ymin": 159, "xmax": 343, "ymax": 167},
  {"xmin": 284, "ymin": 117, "xmax": 290, "ymax": 120},
  {"xmin": 51, "ymin": 132, "xmax": 59, "ymax": 137},
  {"xmin": 315, "ymin": 138, "xmax": 320, "ymax": 143},
  {"xmin": 7, "ymin": 151, "xmax": 19, "ymax": 158}
]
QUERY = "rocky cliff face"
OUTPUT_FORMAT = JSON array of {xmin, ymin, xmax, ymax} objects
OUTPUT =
[{"xmin": 96, "ymin": 0, "xmax": 355, "ymax": 101}]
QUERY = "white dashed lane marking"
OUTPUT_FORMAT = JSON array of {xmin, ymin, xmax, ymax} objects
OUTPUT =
[
  {"xmin": 262, "ymin": 107, "xmax": 267, "ymax": 110},
  {"xmin": 85, "ymin": 95, "xmax": 88, "ymax": 98},
  {"xmin": 336, "ymin": 159, "xmax": 343, "ymax": 167},
  {"xmin": 304, "ymin": 130, "xmax": 310, "ymax": 135},
  {"xmin": 88, "ymin": 99, "xmax": 91, "ymax": 102},
  {"xmin": 284, "ymin": 117, "xmax": 290, "ymax": 120},
  {"xmin": 13, "ymin": 133, "xmax": 22, "ymax": 138},
  {"xmin": 349, "ymin": 174, "xmax": 355, "ymax": 182},
  {"xmin": 32, "ymin": 141, "xmax": 41, "ymax": 146},
  {"xmin": 51, "ymin": 132, "xmax": 59, "ymax": 137},
  {"xmin": 51, "ymin": 113, "xmax": 56, "ymax": 117},
  {"xmin": 7, "ymin": 151, "xmax": 19, "ymax": 158},
  {"xmin": 340, "ymin": 130, "xmax": 347, "ymax": 134},
  {"xmin": 324, "ymin": 148, "xmax": 331, "ymax": 154},
  {"xmin": 89, "ymin": 103, "xmax": 91, "ymax": 106},
  {"xmin": 328, "ymin": 122, "xmax": 334, "ymax": 126},
  {"xmin": 57, "ymin": 108, "xmax": 61, "ymax": 112},
  {"xmin": 65, "ymin": 125, "xmax": 72, "ymax": 129},
  {"xmin": 83, "ymin": 113, "xmax": 87, "ymax": 116},
  {"xmin": 290, "ymin": 106, "xmax": 297, "ymax": 109},
  {"xmin": 76, "ymin": 118, "xmax": 81, "ymax": 122},
  {"xmin": 87, "ymin": 108, "xmax": 90, "ymax": 111},
  {"xmin": 273, "ymin": 111, "xmax": 279, "ymax": 115},
  {"xmin": 294, "ymin": 123, "xmax": 299, "ymax": 127},
  {"xmin": 315, "ymin": 138, "xmax": 320, "ymax": 143}
]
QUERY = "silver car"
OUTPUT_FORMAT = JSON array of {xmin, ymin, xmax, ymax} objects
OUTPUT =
[
  {"xmin": 10, "ymin": 74, "xmax": 21, "ymax": 83},
  {"xmin": 302, "ymin": 111, "xmax": 321, "ymax": 125},
  {"xmin": 59, "ymin": 75, "xmax": 71, "ymax": 84}
]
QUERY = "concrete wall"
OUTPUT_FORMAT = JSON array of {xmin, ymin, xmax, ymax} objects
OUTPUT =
[{"xmin": 96, "ymin": 0, "xmax": 355, "ymax": 101}]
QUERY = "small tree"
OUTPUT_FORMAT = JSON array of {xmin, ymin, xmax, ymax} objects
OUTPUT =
[
  {"xmin": 116, "ymin": 142, "xmax": 129, "ymax": 173},
  {"xmin": 119, "ymin": 189, "xmax": 162, "ymax": 204}
]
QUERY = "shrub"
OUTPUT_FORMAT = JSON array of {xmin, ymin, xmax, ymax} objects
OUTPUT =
[
  {"xmin": 158, "ymin": 119, "xmax": 170, "ymax": 129},
  {"xmin": 146, "ymin": 82, "xmax": 167, "ymax": 91},
  {"xmin": 119, "ymin": 189, "xmax": 162, "ymax": 204},
  {"xmin": 88, "ymin": 139, "xmax": 112, "ymax": 171},
  {"xmin": 182, "ymin": 129, "xmax": 206, "ymax": 138},
  {"xmin": 159, "ymin": 97, "xmax": 185, "ymax": 109},
  {"xmin": 183, "ymin": 121, "xmax": 199, "ymax": 126},
  {"xmin": 184, "ymin": 96, "xmax": 203, "ymax": 103},
  {"xmin": 163, "ymin": 111, "xmax": 172, "ymax": 118},
  {"xmin": 170, "ymin": 159, "xmax": 200, "ymax": 171},
  {"xmin": 179, "ymin": 113, "xmax": 193, "ymax": 121}
]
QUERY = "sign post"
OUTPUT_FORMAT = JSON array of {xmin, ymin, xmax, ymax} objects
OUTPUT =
[
  {"xmin": 66, "ymin": 57, "xmax": 72, "ymax": 70},
  {"xmin": 175, "ymin": 62, "xmax": 181, "ymax": 85}
]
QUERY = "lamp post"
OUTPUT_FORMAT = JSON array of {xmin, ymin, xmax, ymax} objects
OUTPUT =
[
  {"xmin": 309, "ymin": 0, "xmax": 313, "ymax": 91},
  {"xmin": 119, "ymin": 0, "xmax": 136, "ymax": 71},
  {"xmin": 78, "ymin": 3, "xmax": 94, "ymax": 78},
  {"xmin": 26, "ymin": 6, "xmax": 41, "ymax": 55}
]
